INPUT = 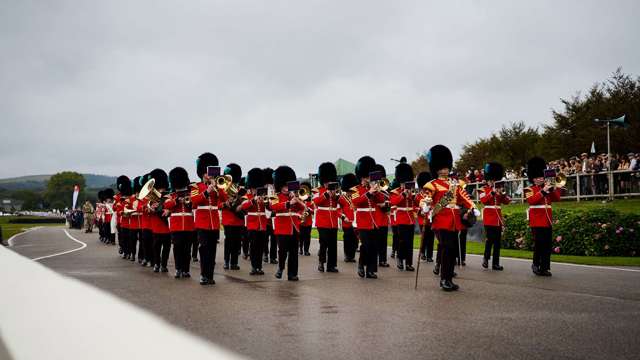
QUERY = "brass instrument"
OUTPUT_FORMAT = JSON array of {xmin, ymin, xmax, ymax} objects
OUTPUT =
[
  {"xmin": 138, "ymin": 178, "xmax": 162, "ymax": 203},
  {"xmin": 551, "ymin": 172, "xmax": 567, "ymax": 188},
  {"xmin": 298, "ymin": 184, "xmax": 312, "ymax": 201},
  {"xmin": 217, "ymin": 175, "xmax": 240, "ymax": 199}
]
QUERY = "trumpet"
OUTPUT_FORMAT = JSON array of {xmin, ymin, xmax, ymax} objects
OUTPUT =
[
  {"xmin": 544, "ymin": 172, "xmax": 567, "ymax": 189},
  {"xmin": 297, "ymin": 184, "xmax": 312, "ymax": 201}
]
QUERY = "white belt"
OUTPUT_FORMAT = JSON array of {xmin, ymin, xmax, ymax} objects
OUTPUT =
[
  {"xmin": 196, "ymin": 206, "xmax": 218, "ymax": 210},
  {"xmin": 396, "ymin": 207, "xmax": 414, "ymax": 211},
  {"xmin": 529, "ymin": 205, "xmax": 550, "ymax": 209},
  {"xmin": 356, "ymin": 208, "xmax": 376, "ymax": 212},
  {"xmin": 247, "ymin": 212, "xmax": 266, "ymax": 216},
  {"xmin": 317, "ymin": 207, "xmax": 338, "ymax": 211},
  {"xmin": 131, "ymin": 212, "xmax": 141, "ymax": 216},
  {"xmin": 170, "ymin": 212, "xmax": 193, "ymax": 217},
  {"xmin": 445, "ymin": 205, "xmax": 460, "ymax": 209},
  {"xmin": 483, "ymin": 206, "xmax": 501, "ymax": 209},
  {"xmin": 275, "ymin": 212, "xmax": 300, "ymax": 217}
]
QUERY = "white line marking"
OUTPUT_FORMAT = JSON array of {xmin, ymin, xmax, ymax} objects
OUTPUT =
[
  {"xmin": 464, "ymin": 253, "xmax": 640, "ymax": 273},
  {"xmin": 7, "ymin": 227, "xmax": 42, "ymax": 246},
  {"xmin": 31, "ymin": 229, "xmax": 87, "ymax": 261}
]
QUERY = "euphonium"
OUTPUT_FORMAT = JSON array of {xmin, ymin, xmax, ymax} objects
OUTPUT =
[{"xmin": 138, "ymin": 178, "xmax": 162, "ymax": 203}]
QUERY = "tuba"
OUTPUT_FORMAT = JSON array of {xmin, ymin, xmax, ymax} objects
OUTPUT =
[{"xmin": 138, "ymin": 178, "xmax": 162, "ymax": 203}]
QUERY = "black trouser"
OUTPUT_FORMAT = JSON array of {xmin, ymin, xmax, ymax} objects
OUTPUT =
[
  {"xmin": 224, "ymin": 225, "xmax": 242, "ymax": 266},
  {"xmin": 318, "ymin": 228, "xmax": 338, "ymax": 268},
  {"xmin": 457, "ymin": 229, "xmax": 467, "ymax": 264},
  {"xmin": 198, "ymin": 229, "xmax": 220, "ymax": 279},
  {"xmin": 298, "ymin": 225, "xmax": 312, "ymax": 254},
  {"xmin": 241, "ymin": 227, "xmax": 249, "ymax": 257},
  {"xmin": 376, "ymin": 226, "xmax": 389, "ymax": 264},
  {"xmin": 266, "ymin": 226, "xmax": 277, "ymax": 261},
  {"xmin": 120, "ymin": 227, "xmax": 129, "ymax": 255},
  {"xmin": 358, "ymin": 229, "xmax": 378, "ymax": 273},
  {"xmin": 277, "ymin": 231, "xmax": 299, "ymax": 278},
  {"xmin": 142, "ymin": 229, "xmax": 153, "ymax": 264},
  {"xmin": 436, "ymin": 230, "xmax": 458, "ymax": 282},
  {"xmin": 532, "ymin": 227, "xmax": 552, "ymax": 271},
  {"xmin": 171, "ymin": 231, "xmax": 192, "ymax": 273},
  {"xmin": 130, "ymin": 229, "xmax": 141, "ymax": 260},
  {"xmin": 153, "ymin": 233, "xmax": 171, "ymax": 268},
  {"xmin": 343, "ymin": 227, "xmax": 357, "ymax": 260},
  {"xmin": 484, "ymin": 226, "xmax": 502, "ymax": 266},
  {"xmin": 397, "ymin": 224, "xmax": 414, "ymax": 266},
  {"xmin": 248, "ymin": 230, "xmax": 266, "ymax": 270},
  {"xmin": 420, "ymin": 226, "xmax": 435, "ymax": 260},
  {"xmin": 391, "ymin": 225, "xmax": 399, "ymax": 253},
  {"xmin": 190, "ymin": 231, "xmax": 199, "ymax": 260}
]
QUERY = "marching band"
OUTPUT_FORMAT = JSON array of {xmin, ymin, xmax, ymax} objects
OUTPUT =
[{"xmin": 91, "ymin": 146, "xmax": 564, "ymax": 292}]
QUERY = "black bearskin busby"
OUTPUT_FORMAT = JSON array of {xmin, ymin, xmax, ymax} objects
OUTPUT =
[
  {"xmin": 484, "ymin": 162, "xmax": 504, "ymax": 182},
  {"xmin": 263, "ymin": 167, "xmax": 274, "ymax": 185},
  {"xmin": 340, "ymin": 173, "xmax": 358, "ymax": 190},
  {"xmin": 132, "ymin": 176, "xmax": 143, "ymax": 194},
  {"xmin": 97, "ymin": 190, "xmax": 105, "ymax": 202},
  {"xmin": 426, "ymin": 145, "xmax": 453, "ymax": 178},
  {"xmin": 318, "ymin": 162, "xmax": 337, "ymax": 184},
  {"xmin": 527, "ymin": 157, "xmax": 546, "ymax": 182},
  {"xmin": 103, "ymin": 188, "xmax": 115, "ymax": 200},
  {"xmin": 373, "ymin": 164, "xmax": 386, "ymax": 177},
  {"xmin": 196, "ymin": 152, "xmax": 219, "ymax": 179},
  {"xmin": 116, "ymin": 175, "xmax": 131, "ymax": 196},
  {"xmin": 149, "ymin": 168, "xmax": 169, "ymax": 190},
  {"xmin": 394, "ymin": 163, "xmax": 414, "ymax": 183},
  {"xmin": 169, "ymin": 167, "xmax": 190, "ymax": 190},
  {"xmin": 246, "ymin": 168, "xmax": 265, "ymax": 189},
  {"xmin": 355, "ymin": 156, "xmax": 376, "ymax": 180},
  {"xmin": 273, "ymin": 165, "xmax": 296, "ymax": 190},
  {"xmin": 416, "ymin": 171, "xmax": 433, "ymax": 189},
  {"xmin": 224, "ymin": 163, "xmax": 242, "ymax": 184}
]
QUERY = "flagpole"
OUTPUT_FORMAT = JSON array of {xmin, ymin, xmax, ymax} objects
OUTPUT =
[{"xmin": 607, "ymin": 122, "xmax": 613, "ymax": 201}]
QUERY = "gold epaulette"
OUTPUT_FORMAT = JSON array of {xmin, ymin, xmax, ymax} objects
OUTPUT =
[{"xmin": 423, "ymin": 181, "xmax": 436, "ymax": 191}]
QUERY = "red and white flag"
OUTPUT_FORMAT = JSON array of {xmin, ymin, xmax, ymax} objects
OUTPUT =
[{"xmin": 72, "ymin": 185, "xmax": 80, "ymax": 209}]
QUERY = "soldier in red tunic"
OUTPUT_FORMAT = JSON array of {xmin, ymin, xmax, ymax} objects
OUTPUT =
[
  {"xmin": 221, "ymin": 163, "xmax": 245, "ymax": 271},
  {"xmin": 138, "ymin": 174, "xmax": 154, "ymax": 267},
  {"xmin": 147, "ymin": 168, "xmax": 171, "ymax": 274},
  {"xmin": 525, "ymin": 157, "xmax": 562, "ymax": 276},
  {"xmin": 128, "ymin": 176, "xmax": 144, "ymax": 264},
  {"xmin": 423, "ymin": 145, "xmax": 476, "ymax": 291},
  {"xmin": 113, "ymin": 175, "xmax": 131, "ymax": 258},
  {"xmin": 163, "ymin": 167, "xmax": 196, "ymax": 279},
  {"xmin": 390, "ymin": 163, "xmax": 417, "ymax": 271},
  {"xmin": 479, "ymin": 162, "xmax": 511, "ymax": 270},
  {"xmin": 190, "ymin": 153, "xmax": 228, "ymax": 285},
  {"xmin": 415, "ymin": 172, "xmax": 434, "ymax": 262},
  {"xmin": 262, "ymin": 167, "xmax": 278, "ymax": 264},
  {"xmin": 238, "ymin": 168, "xmax": 268, "ymax": 275},
  {"xmin": 270, "ymin": 166, "xmax": 305, "ymax": 281},
  {"xmin": 298, "ymin": 181, "xmax": 315, "ymax": 257},
  {"xmin": 372, "ymin": 164, "xmax": 391, "ymax": 268},
  {"xmin": 339, "ymin": 173, "xmax": 358, "ymax": 263}
]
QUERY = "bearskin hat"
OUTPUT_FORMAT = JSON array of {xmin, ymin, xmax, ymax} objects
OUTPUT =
[
  {"xmin": 340, "ymin": 173, "xmax": 358, "ymax": 190},
  {"xmin": 318, "ymin": 162, "xmax": 337, "ymax": 184},
  {"xmin": 97, "ymin": 190, "xmax": 105, "ymax": 202},
  {"xmin": 116, "ymin": 175, "xmax": 131, "ymax": 196},
  {"xmin": 196, "ymin": 152, "xmax": 219, "ymax": 179},
  {"xmin": 246, "ymin": 168, "xmax": 265, "ymax": 189},
  {"xmin": 224, "ymin": 163, "xmax": 242, "ymax": 184},
  {"xmin": 427, "ymin": 145, "xmax": 453, "ymax": 178},
  {"xmin": 132, "ymin": 176, "xmax": 143, "ymax": 194},
  {"xmin": 103, "ymin": 188, "xmax": 115, "ymax": 200},
  {"xmin": 355, "ymin": 156, "xmax": 376, "ymax": 180},
  {"xmin": 262, "ymin": 167, "xmax": 274, "ymax": 185},
  {"xmin": 484, "ymin": 162, "xmax": 504, "ymax": 182},
  {"xmin": 389, "ymin": 178, "xmax": 399, "ymax": 191},
  {"xmin": 416, "ymin": 171, "xmax": 433, "ymax": 189},
  {"xmin": 394, "ymin": 163, "xmax": 414, "ymax": 183},
  {"xmin": 373, "ymin": 164, "xmax": 386, "ymax": 177},
  {"xmin": 527, "ymin": 157, "xmax": 546, "ymax": 182},
  {"xmin": 273, "ymin": 165, "xmax": 296, "ymax": 190},
  {"xmin": 149, "ymin": 168, "xmax": 169, "ymax": 190},
  {"xmin": 169, "ymin": 167, "xmax": 190, "ymax": 190}
]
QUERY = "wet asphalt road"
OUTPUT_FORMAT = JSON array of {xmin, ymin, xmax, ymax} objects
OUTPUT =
[{"xmin": 9, "ymin": 227, "xmax": 640, "ymax": 360}]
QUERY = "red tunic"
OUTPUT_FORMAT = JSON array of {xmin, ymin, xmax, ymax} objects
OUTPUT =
[
  {"xmin": 163, "ymin": 188, "xmax": 196, "ymax": 232},
  {"xmin": 312, "ymin": 187, "xmax": 350, "ymax": 229},
  {"xmin": 390, "ymin": 189, "xmax": 417, "ymax": 225},
  {"xmin": 351, "ymin": 184, "xmax": 386, "ymax": 230},
  {"xmin": 128, "ymin": 195, "xmax": 143, "ymax": 230},
  {"xmin": 221, "ymin": 190, "xmax": 245, "ymax": 227},
  {"xmin": 270, "ymin": 193, "xmax": 305, "ymax": 235},
  {"xmin": 424, "ymin": 178, "xmax": 475, "ymax": 231},
  {"xmin": 479, "ymin": 185, "xmax": 511, "ymax": 227},
  {"xmin": 140, "ymin": 198, "xmax": 153, "ymax": 230},
  {"xmin": 191, "ymin": 182, "xmax": 228, "ymax": 230},
  {"xmin": 339, "ymin": 195, "xmax": 354, "ymax": 229},
  {"xmin": 525, "ymin": 184, "xmax": 561, "ymax": 228},
  {"xmin": 300, "ymin": 199, "xmax": 315, "ymax": 227},
  {"xmin": 240, "ymin": 194, "xmax": 269, "ymax": 231},
  {"xmin": 113, "ymin": 194, "xmax": 129, "ymax": 229}
]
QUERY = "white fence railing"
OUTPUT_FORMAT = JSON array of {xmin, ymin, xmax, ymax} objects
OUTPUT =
[{"xmin": 464, "ymin": 169, "xmax": 640, "ymax": 203}]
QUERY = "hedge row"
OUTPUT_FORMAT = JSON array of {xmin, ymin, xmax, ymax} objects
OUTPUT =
[{"xmin": 502, "ymin": 208, "xmax": 640, "ymax": 256}]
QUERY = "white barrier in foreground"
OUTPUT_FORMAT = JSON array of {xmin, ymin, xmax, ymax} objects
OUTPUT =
[{"xmin": 0, "ymin": 246, "xmax": 244, "ymax": 360}]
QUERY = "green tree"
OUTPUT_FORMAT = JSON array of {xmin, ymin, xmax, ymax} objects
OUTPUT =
[
  {"xmin": 410, "ymin": 153, "xmax": 430, "ymax": 175},
  {"xmin": 44, "ymin": 172, "xmax": 86, "ymax": 210},
  {"xmin": 11, "ymin": 190, "xmax": 44, "ymax": 210}
]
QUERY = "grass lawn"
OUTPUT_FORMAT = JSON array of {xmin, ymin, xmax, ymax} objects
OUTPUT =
[
  {"xmin": 0, "ymin": 216, "xmax": 64, "ymax": 242},
  {"xmin": 501, "ymin": 198, "xmax": 640, "ymax": 215}
]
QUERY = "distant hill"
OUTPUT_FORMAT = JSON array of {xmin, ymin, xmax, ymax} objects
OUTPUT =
[{"xmin": 0, "ymin": 174, "xmax": 116, "ymax": 190}]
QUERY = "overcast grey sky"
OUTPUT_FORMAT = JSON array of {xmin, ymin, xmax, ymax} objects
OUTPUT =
[{"xmin": 1, "ymin": 0, "xmax": 639, "ymax": 180}]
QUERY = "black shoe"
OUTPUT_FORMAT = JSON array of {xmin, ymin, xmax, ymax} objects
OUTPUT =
[
  {"xmin": 540, "ymin": 270, "xmax": 552, "ymax": 277},
  {"xmin": 299, "ymin": 249, "xmax": 303, "ymax": 255},
  {"xmin": 258, "ymin": 269, "xmax": 265, "ymax": 275},
  {"xmin": 426, "ymin": 258, "xmax": 434, "ymax": 263},
  {"xmin": 532, "ymin": 264, "xmax": 541, "ymax": 275},
  {"xmin": 482, "ymin": 259, "xmax": 489, "ymax": 269},
  {"xmin": 153, "ymin": 265, "xmax": 160, "ymax": 273},
  {"xmin": 118, "ymin": 248, "xmax": 123, "ymax": 255},
  {"xmin": 390, "ymin": 251, "xmax": 395, "ymax": 258},
  {"xmin": 230, "ymin": 265, "xmax": 240, "ymax": 270},
  {"xmin": 451, "ymin": 282, "xmax": 460, "ymax": 291},
  {"xmin": 365, "ymin": 272, "xmax": 378, "ymax": 279},
  {"xmin": 174, "ymin": 271, "xmax": 182, "ymax": 279},
  {"xmin": 275, "ymin": 269, "xmax": 283, "ymax": 279},
  {"xmin": 200, "ymin": 276, "xmax": 210, "ymax": 285},
  {"xmin": 379, "ymin": 262, "xmax": 390, "ymax": 268},
  {"xmin": 304, "ymin": 252, "xmax": 311, "ymax": 256},
  {"xmin": 288, "ymin": 276, "xmax": 299, "ymax": 281},
  {"xmin": 433, "ymin": 264, "xmax": 440, "ymax": 275},
  {"xmin": 183, "ymin": 272, "xmax": 191, "ymax": 278},
  {"xmin": 345, "ymin": 258, "xmax": 356, "ymax": 263},
  {"xmin": 192, "ymin": 257, "xmax": 199, "ymax": 263},
  {"xmin": 440, "ymin": 280, "xmax": 454, "ymax": 291},
  {"xmin": 223, "ymin": 263, "xmax": 229, "ymax": 270},
  {"xmin": 397, "ymin": 262, "xmax": 404, "ymax": 270},
  {"xmin": 420, "ymin": 255, "xmax": 427, "ymax": 261},
  {"xmin": 358, "ymin": 267, "xmax": 365, "ymax": 278},
  {"xmin": 492, "ymin": 265, "xmax": 504, "ymax": 271},
  {"xmin": 142, "ymin": 261, "xmax": 148, "ymax": 267},
  {"xmin": 270, "ymin": 259, "xmax": 278, "ymax": 264},
  {"xmin": 161, "ymin": 267, "xmax": 169, "ymax": 273},
  {"xmin": 209, "ymin": 279, "xmax": 216, "ymax": 285},
  {"xmin": 250, "ymin": 269, "xmax": 259, "ymax": 275},
  {"xmin": 318, "ymin": 263, "xmax": 325, "ymax": 272},
  {"xmin": 326, "ymin": 267, "xmax": 339, "ymax": 273},
  {"xmin": 405, "ymin": 265, "xmax": 415, "ymax": 271},
  {"xmin": 138, "ymin": 258, "xmax": 143, "ymax": 264},
  {"xmin": 130, "ymin": 257, "xmax": 135, "ymax": 262},
  {"xmin": 263, "ymin": 256, "xmax": 269, "ymax": 263},
  {"xmin": 461, "ymin": 261, "xmax": 466, "ymax": 266}
]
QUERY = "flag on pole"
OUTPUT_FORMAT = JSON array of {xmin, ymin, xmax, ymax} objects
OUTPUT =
[
  {"xmin": 72, "ymin": 185, "xmax": 80, "ymax": 210},
  {"xmin": 590, "ymin": 141, "xmax": 596, "ymax": 154}
]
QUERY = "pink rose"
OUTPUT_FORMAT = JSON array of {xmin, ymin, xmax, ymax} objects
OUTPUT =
[
  {"xmin": 553, "ymin": 247, "xmax": 560, "ymax": 254},
  {"xmin": 555, "ymin": 235, "xmax": 562, "ymax": 242},
  {"xmin": 616, "ymin": 230, "xmax": 622, "ymax": 235}
]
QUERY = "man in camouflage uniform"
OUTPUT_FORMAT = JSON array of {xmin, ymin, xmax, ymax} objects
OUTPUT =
[{"xmin": 82, "ymin": 200, "xmax": 95, "ymax": 233}]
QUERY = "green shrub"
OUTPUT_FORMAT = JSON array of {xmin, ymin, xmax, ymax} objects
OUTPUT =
[{"xmin": 503, "ymin": 208, "xmax": 640, "ymax": 256}]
